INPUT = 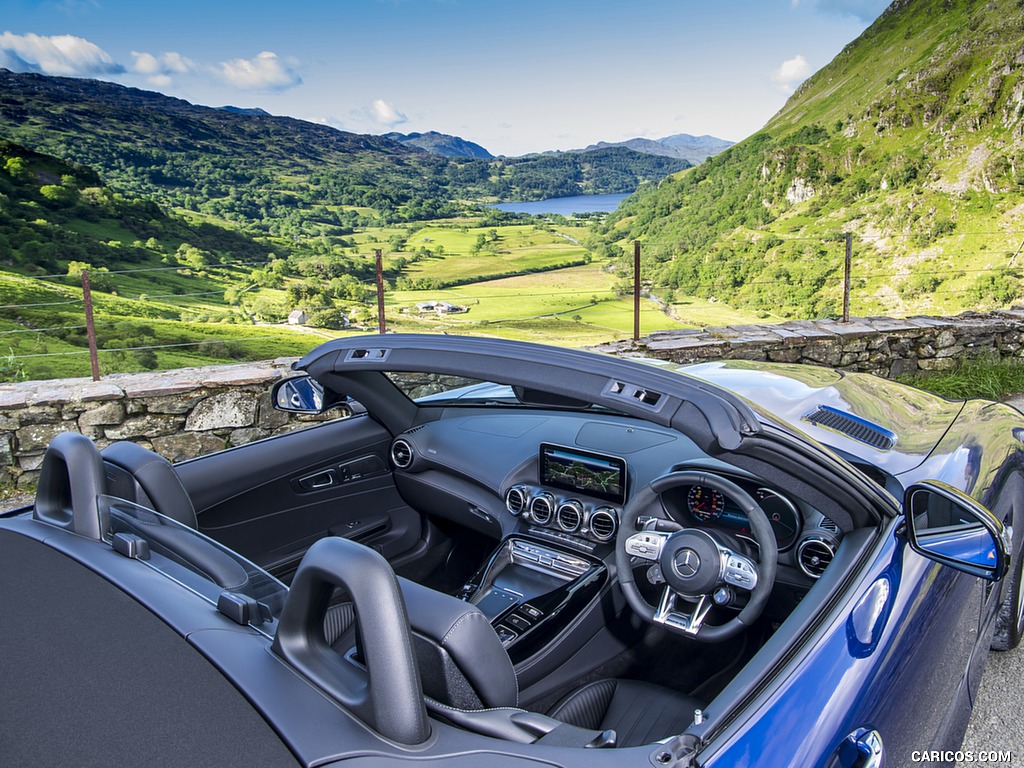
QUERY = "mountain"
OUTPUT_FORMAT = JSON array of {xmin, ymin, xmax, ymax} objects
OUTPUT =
[
  {"xmin": 385, "ymin": 131, "xmax": 494, "ymax": 159},
  {"xmin": 218, "ymin": 106, "xmax": 272, "ymax": 116},
  {"xmin": 581, "ymin": 134, "xmax": 734, "ymax": 163},
  {"xmin": 0, "ymin": 70, "xmax": 689, "ymax": 231},
  {"xmin": 594, "ymin": 0, "xmax": 1024, "ymax": 319}
]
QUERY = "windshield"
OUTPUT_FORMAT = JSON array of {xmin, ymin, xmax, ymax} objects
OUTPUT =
[
  {"xmin": 385, "ymin": 372, "xmax": 518, "ymax": 404},
  {"xmin": 100, "ymin": 495, "xmax": 288, "ymax": 637}
]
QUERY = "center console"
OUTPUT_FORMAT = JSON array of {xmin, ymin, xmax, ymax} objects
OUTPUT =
[{"xmin": 460, "ymin": 537, "xmax": 608, "ymax": 664}]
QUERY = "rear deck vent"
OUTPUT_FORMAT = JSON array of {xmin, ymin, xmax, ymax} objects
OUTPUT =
[{"xmin": 805, "ymin": 406, "xmax": 896, "ymax": 451}]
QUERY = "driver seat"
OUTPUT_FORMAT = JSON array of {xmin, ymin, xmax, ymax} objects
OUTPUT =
[
  {"xmin": 326, "ymin": 576, "xmax": 705, "ymax": 748},
  {"xmin": 547, "ymin": 678, "xmax": 705, "ymax": 748}
]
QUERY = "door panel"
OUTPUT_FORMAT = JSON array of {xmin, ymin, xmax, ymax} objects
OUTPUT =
[{"xmin": 174, "ymin": 415, "xmax": 423, "ymax": 579}]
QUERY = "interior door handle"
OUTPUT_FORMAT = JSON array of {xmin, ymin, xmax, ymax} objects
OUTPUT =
[{"xmin": 298, "ymin": 469, "xmax": 337, "ymax": 491}]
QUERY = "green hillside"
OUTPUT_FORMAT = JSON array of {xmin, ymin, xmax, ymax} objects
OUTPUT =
[
  {"xmin": 0, "ymin": 70, "xmax": 686, "ymax": 236},
  {"xmin": 596, "ymin": 0, "xmax": 1024, "ymax": 319}
]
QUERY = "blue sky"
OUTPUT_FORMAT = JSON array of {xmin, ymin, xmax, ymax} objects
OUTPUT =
[{"xmin": 2, "ymin": 0, "xmax": 891, "ymax": 156}]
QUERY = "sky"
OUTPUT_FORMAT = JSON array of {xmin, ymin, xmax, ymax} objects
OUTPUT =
[{"xmin": 1, "ymin": 0, "xmax": 892, "ymax": 157}]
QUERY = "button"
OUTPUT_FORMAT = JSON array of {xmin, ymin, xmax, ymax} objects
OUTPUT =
[
  {"xmin": 506, "ymin": 614, "xmax": 531, "ymax": 632},
  {"xmin": 495, "ymin": 626, "xmax": 518, "ymax": 644},
  {"xmin": 521, "ymin": 604, "xmax": 543, "ymax": 620}
]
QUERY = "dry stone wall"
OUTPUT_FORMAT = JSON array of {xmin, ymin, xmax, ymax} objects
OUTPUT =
[
  {"xmin": 0, "ymin": 358, "xmax": 331, "ymax": 489},
  {"xmin": 3, "ymin": 310, "xmax": 1024, "ymax": 489},
  {"xmin": 594, "ymin": 310, "xmax": 1024, "ymax": 377}
]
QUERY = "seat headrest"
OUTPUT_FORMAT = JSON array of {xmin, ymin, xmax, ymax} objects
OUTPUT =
[
  {"xmin": 399, "ymin": 577, "xmax": 518, "ymax": 710},
  {"xmin": 101, "ymin": 441, "xmax": 197, "ymax": 530}
]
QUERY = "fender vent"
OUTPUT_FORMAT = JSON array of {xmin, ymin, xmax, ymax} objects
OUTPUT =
[
  {"xmin": 805, "ymin": 406, "xmax": 896, "ymax": 451},
  {"xmin": 797, "ymin": 538, "xmax": 835, "ymax": 579}
]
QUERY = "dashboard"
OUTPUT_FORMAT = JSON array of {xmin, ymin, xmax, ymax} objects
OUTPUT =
[{"xmin": 388, "ymin": 410, "xmax": 843, "ymax": 582}]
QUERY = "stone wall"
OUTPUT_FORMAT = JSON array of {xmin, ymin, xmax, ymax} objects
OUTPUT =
[
  {"xmin": 594, "ymin": 310, "xmax": 1024, "ymax": 378},
  {"xmin": 0, "ymin": 358, "xmax": 330, "ymax": 490},
  {"xmin": 4, "ymin": 310, "xmax": 1024, "ymax": 490}
]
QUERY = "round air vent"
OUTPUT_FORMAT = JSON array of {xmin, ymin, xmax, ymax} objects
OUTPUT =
[
  {"xmin": 505, "ymin": 487, "xmax": 529, "ymax": 516},
  {"xmin": 390, "ymin": 438, "xmax": 414, "ymax": 470},
  {"xmin": 797, "ymin": 537, "xmax": 835, "ymax": 579},
  {"xmin": 589, "ymin": 507, "xmax": 618, "ymax": 542},
  {"xmin": 556, "ymin": 500, "xmax": 584, "ymax": 533},
  {"xmin": 530, "ymin": 493, "xmax": 554, "ymax": 524}
]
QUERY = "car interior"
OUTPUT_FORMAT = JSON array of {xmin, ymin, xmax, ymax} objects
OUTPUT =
[{"xmin": 50, "ymin": 359, "xmax": 883, "ymax": 752}]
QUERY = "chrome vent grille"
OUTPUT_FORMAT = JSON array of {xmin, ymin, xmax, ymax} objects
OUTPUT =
[
  {"xmin": 505, "ymin": 487, "xmax": 528, "ymax": 516},
  {"xmin": 556, "ymin": 501, "xmax": 583, "ymax": 533},
  {"xmin": 589, "ymin": 508, "xmax": 618, "ymax": 542},
  {"xmin": 797, "ymin": 538, "xmax": 835, "ymax": 579},
  {"xmin": 530, "ymin": 494, "xmax": 553, "ymax": 524},
  {"xmin": 805, "ymin": 406, "xmax": 896, "ymax": 451},
  {"xmin": 390, "ymin": 438, "xmax": 414, "ymax": 469}
]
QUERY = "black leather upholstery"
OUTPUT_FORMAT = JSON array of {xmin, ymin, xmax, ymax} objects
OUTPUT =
[
  {"xmin": 547, "ymin": 678, "xmax": 704, "ymax": 748},
  {"xmin": 102, "ymin": 441, "xmax": 198, "ymax": 529},
  {"xmin": 400, "ymin": 578, "xmax": 519, "ymax": 709},
  {"xmin": 325, "ymin": 577, "xmax": 519, "ymax": 711}
]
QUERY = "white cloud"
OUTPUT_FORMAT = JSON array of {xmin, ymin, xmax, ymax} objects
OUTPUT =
[
  {"xmin": 0, "ymin": 31, "xmax": 123, "ymax": 76},
  {"xmin": 772, "ymin": 54, "xmax": 811, "ymax": 93},
  {"xmin": 217, "ymin": 51, "xmax": 301, "ymax": 91},
  {"xmin": 370, "ymin": 99, "xmax": 408, "ymax": 127},
  {"xmin": 130, "ymin": 50, "xmax": 196, "ymax": 85}
]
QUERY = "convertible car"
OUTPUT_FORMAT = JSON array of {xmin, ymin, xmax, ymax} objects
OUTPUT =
[{"xmin": 2, "ymin": 334, "xmax": 1021, "ymax": 767}]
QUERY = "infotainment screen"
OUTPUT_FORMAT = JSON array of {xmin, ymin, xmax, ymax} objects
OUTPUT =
[{"xmin": 539, "ymin": 443, "xmax": 627, "ymax": 504}]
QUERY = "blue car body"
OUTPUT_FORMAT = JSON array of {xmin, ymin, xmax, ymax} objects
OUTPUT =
[{"xmin": 2, "ymin": 335, "xmax": 1018, "ymax": 768}]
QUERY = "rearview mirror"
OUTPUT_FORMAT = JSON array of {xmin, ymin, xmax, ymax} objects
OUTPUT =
[
  {"xmin": 904, "ymin": 480, "xmax": 1009, "ymax": 582},
  {"xmin": 272, "ymin": 375, "xmax": 345, "ymax": 414}
]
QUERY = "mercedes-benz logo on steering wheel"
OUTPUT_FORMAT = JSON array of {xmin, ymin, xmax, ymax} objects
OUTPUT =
[{"xmin": 674, "ymin": 548, "xmax": 701, "ymax": 578}]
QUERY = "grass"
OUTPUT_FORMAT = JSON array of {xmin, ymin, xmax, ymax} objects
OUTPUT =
[{"xmin": 898, "ymin": 360, "xmax": 1024, "ymax": 401}]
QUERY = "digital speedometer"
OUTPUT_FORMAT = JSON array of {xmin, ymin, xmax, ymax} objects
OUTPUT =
[{"xmin": 687, "ymin": 485, "xmax": 726, "ymax": 521}]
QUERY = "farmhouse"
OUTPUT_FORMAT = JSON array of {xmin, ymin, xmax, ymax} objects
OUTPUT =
[
  {"xmin": 416, "ymin": 300, "xmax": 467, "ymax": 315},
  {"xmin": 288, "ymin": 309, "xmax": 309, "ymax": 325}
]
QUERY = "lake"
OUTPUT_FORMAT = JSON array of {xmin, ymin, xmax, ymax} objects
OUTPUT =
[{"xmin": 490, "ymin": 192, "xmax": 631, "ymax": 216}]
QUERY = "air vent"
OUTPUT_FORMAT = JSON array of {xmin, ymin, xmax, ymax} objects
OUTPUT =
[
  {"xmin": 805, "ymin": 406, "xmax": 896, "ymax": 451},
  {"xmin": 589, "ymin": 508, "xmax": 618, "ymax": 542},
  {"xmin": 556, "ymin": 501, "xmax": 583, "ymax": 533},
  {"xmin": 506, "ymin": 487, "xmax": 528, "ymax": 516},
  {"xmin": 797, "ymin": 538, "xmax": 835, "ymax": 579},
  {"xmin": 390, "ymin": 438, "xmax": 414, "ymax": 469},
  {"xmin": 819, "ymin": 518, "xmax": 840, "ymax": 535},
  {"xmin": 530, "ymin": 494, "xmax": 553, "ymax": 524}
]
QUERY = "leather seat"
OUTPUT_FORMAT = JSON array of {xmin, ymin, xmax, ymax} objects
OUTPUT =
[
  {"xmin": 101, "ymin": 441, "xmax": 198, "ymax": 529},
  {"xmin": 547, "ymin": 678, "xmax": 704, "ymax": 748},
  {"xmin": 325, "ymin": 576, "xmax": 705, "ymax": 747}
]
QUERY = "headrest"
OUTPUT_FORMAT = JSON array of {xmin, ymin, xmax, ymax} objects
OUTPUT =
[
  {"xmin": 101, "ymin": 441, "xmax": 197, "ymax": 529},
  {"xmin": 399, "ymin": 577, "xmax": 518, "ymax": 710}
]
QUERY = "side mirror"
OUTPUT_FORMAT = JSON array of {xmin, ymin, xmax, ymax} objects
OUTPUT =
[
  {"xmin": 904, "ymin": 480, "xmax": 1010, "ymax": 582},
  {"xmin": 272, "ymin": 374, "xmax": 345, "ymax": 414}
]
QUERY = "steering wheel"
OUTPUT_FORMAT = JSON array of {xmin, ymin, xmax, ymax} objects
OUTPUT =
[{"xmin": 616, "ymin": 471, "xmax": 778, "ymax": 642}]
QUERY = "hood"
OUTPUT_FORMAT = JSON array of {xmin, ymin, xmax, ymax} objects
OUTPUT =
[{"xmin": 676, "ymin": 360, "xmax": 965, "ymax": 476}]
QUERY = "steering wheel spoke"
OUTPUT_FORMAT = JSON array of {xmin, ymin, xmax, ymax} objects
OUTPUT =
[
  {"xmin": 653, "ymin": 587, "xmax": 713, "ymax": 637},
  {"xmin": 720, "ymin": 548, "xmax": 759, "ymax": 592},
  {"xmin": 624, "ymin": 530, "xmax": 671, "ymax": 561}
]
